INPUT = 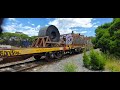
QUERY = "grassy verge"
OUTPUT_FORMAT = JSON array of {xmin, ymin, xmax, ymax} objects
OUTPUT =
[
  {"xmin": 63, "ymin": 62, "xmax": 77, "ymax": 72},
  {"xmin": 104, "ymin": 54, "xmax": 120, "ymax": 72},
  {"xmin": 83, "ymin": 48, "xmax": 120, "ymax": 72}
]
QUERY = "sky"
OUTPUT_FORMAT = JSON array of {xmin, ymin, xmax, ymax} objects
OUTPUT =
[{"xmin": 1, "ymin": 18, "xmax": 113, "ymax": 37}]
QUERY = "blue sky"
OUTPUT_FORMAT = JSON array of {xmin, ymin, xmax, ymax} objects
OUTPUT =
[{"xmin": 2, "ymin": 18, "xmax": 113, "ymax": 37}]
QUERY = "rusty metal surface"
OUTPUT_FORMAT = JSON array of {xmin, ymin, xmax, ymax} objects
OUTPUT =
[
  {"xmin": 31, "ymin": 36, "xmax": 63, "ymax": 48},
  {"xmin": 60, "ymin": 33, "xmax": 88, "ymax": 45}
]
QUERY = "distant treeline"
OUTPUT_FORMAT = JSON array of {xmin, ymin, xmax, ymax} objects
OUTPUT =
[
  {"xmin": 0, "ymin": 32, "xmax": 38, "ymax": 47},
  {"xmin": 92, "ymin": 18, "xmax": 120, "ymax": 57}
]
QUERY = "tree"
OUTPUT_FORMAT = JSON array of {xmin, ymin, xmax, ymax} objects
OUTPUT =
[
  {"xmin": 93, "ymin": 18, "xmax": 120, "ymax": 57},
  {"xmin": 0, "ymin": 32, "xmax": 38, "ymax": 47}
]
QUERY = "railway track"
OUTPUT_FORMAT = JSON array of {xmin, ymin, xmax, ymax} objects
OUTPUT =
[{"xmin": 0, "ymin": 53, "xmax": 81, "ymax": 72}]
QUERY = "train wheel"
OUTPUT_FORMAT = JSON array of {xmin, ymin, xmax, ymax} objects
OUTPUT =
[
  {"xmin": 45, "ymin": 52, "xmax": 52, "ymax": 62},
  {"xmin": 77, "ymin": 48, "xmax": 81, "ymax": 54},
  {"xmin": 71, "ymin": 49, "xmax": 75, "ymax": 55},
  {"xmin": 54, "ymin": 51, "xmax": 63, "ymax": 59},
  {"xmin": 74, "ymin": 48, "xmax": 81, "ymax": 54},
  {"xmin": 34, "ymin": 55, "xmax": 42, "ymax": 60},
  {"xmin": 69, "ymin": 50, "xmax": 73, "ymax": 55}
]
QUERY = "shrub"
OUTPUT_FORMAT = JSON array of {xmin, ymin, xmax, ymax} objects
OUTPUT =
[
  {"xmin": 83, "ymin": 50, "xmax": 90, "ymax": 68},
  {"xmin": 64, "ymin": 62, "xmax": 77, "ymax": 72},
  {"xmin": 89, "ymin": 49, "xmax": 105, "ymax": 70}
]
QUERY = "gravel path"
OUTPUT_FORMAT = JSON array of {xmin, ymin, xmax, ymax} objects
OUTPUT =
[{"xmin": 26, "ymin": 49, "xmax": 107, "ymax": 72}]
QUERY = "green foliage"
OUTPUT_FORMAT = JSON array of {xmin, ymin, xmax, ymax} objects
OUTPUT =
[
  {"xmin": 89, "ymin": 49, "xmax": 105, "ymax": 70},
  {"xmin": 109, "ymin": 18, "xmax": 120, "ymax": 36},
  {"xmin": 98, "ymin": 30, "xmax": 110, "ymax": 52},
  {"xmin": 91, "ymin": 37, "xmax": 97, "ymax": 49},
  {"xmin": 83, "ymin": 50, "xmax": 90, "ymax": 68},
  {"xmin": 0, "ymin": 39, "xmax": 4, "ymax": 43},
  {"xmin": 29, "ymin": 36, "xmax": 38, "ymax": 43},
  {"xmin": 83, "ymin": 49, "xmax": 105, "ymax": 70},
  {"xmin": 64, "ymin": 62, "xmax": 77, "ymax": 72},
  {"xmin": 92, "ymin": 18, "xmax": 120, "ymax": 57},
  {"xmin": 0, "ymin": 32, "xmax": 37, "ymax": 47},
  {"xmin": 105, "ymin": 53, "xmax": 120, "ymax": 72}
]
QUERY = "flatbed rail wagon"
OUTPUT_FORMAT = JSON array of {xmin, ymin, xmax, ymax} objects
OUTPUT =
[{"xmin": 0, "ymin": 25, "xmax": 92, "ymax": 64}]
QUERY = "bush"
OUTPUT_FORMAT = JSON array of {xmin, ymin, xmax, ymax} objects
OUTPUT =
[
  {"xmin": 89, "ymin": 49, "xmax": 105, "ymax": 70},
  {"xmin": 83, "ymin": 50, "xmax": 90, "ymax": 68},
  {"xmin": 83, "ymin": 49, "xmax": 105, "ymax": 70},
  {"xmin": 64, "ymin": 62, "xmax": 77, "ymax": 72}
]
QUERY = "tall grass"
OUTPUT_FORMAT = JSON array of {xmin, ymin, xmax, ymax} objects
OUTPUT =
[
  {"xmin": 104, "ymin": 53, "xmax": 120, "ymax": 72},
  {"xmin": 64, "ymin": 62, "xmax": 77, "ymax": 72}
]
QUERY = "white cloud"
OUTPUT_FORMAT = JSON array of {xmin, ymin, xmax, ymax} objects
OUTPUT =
[
  {"xmin": 93, "ymin": 25, "xmax": 98, "ymax": 28},
  {"xmin": 35, "ymin": 25, "xmax": 40, "ymax": 31},
  {"xmin": 45, "ymin": 24, "xmax": 49, "ymax": 26},
  {"xmin": 80, "ymin": 31, "xmax": 87, "ymax": 34},
  {"xmin": 36, "ymin": 25, "xmax": 40, "ymax": 28},
  {"xmin": 8, "ymin": 18, "xmax": 16, "ymax": 21},
  {"xmin": 48, "ymin": 18, "xmax": 93, "ymax": 35},
  {"xmin": 2, "ymin": 25, "xmax": 16, "ymax": 32},
  {"xmin": 2, "ymin": 21, "xmax": 41, "ymax": 36},
  {"xmin": 49, "ymin": 18, "xmax": 93, "ymax": 28},
  {"xmin": 19, "ymin": 29, "xmax": 39, "ymax": 36},
  {"xmin": 92, "ymin": 22, "xmax": 99, "ymax": 28}
]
